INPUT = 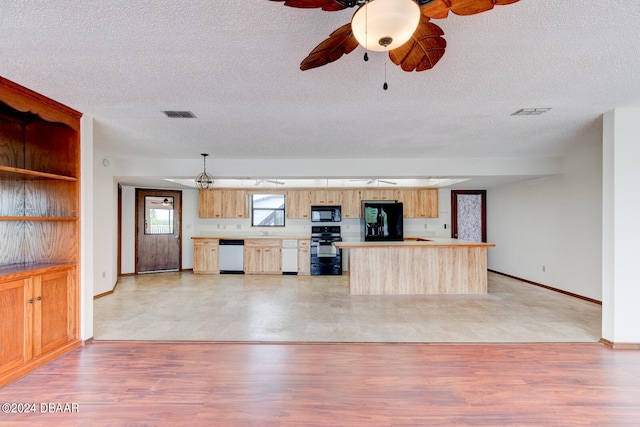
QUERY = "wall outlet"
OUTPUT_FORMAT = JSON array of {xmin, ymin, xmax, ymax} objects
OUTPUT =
[
  {"xmin": 542, "ymin": 265, "xmax": 546, "ymax": 272},
  {"xmin": 102, "ymin": 271, "xmax": 106, "ymax": 278},
  {"xmin": 424, "ymin": 224, "xmax": 428, "ymax": 229},
  {"xmin": 236, "ymin": 224, "xmax": 241, "ymax": 229}
]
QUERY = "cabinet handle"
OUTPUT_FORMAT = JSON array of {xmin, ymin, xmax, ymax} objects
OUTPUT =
[
  {"xmin": 37, "ymin": 296, "xmax": 42, "ymax": 301},
  {"xmin": 29, "ymin": 299, "xmax": 34, "ymax": 304}
]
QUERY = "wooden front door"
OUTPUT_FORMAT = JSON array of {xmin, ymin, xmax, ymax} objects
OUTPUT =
[
  {"xmin": 135, "ymin": 189, "xmax": 182, "ymax": 273},
  {"xmin": 451, "ymin": 190, "xmax": 487, "ymax": 242}
]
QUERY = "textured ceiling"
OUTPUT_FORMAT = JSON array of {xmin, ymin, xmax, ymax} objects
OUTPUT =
[{"xmin": 1, "ymin": 1, "xmax": 639, "ymax": 166}]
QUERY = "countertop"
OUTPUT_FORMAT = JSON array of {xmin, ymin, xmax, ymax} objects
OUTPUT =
[
  {"xmin": 335, "ymin": 238, "xmax": 495, "ymax": 248},
  {"xmin": 191, "ymin": 235, "xmax": 310, "ymax": 240}
]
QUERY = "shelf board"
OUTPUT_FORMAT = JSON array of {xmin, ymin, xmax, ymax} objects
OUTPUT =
[
  {"xmin": 0, "ymin": 262, "xmax": 77, "ymax": 280},
  {"xmin": 0, "ymin": 165, "xmax": 77, "ymax": 181},
  {"xmin": 0, "ymin": 216, "xmax": 77, "ymax": 221}
]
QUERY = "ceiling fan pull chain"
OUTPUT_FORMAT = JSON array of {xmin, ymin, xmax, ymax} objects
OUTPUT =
[
  {"xmin": 383, "ymin": 47, "xmax": 389, "ymax": 90},
  {"xmin": 363, "ymin": 0, "xmax": 369, "ymax": 62}
]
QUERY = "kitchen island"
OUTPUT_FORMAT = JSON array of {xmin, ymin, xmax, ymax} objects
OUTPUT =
[{"xmin": 334, "ymin": 238, "xmax": 495, "ymax": 295}]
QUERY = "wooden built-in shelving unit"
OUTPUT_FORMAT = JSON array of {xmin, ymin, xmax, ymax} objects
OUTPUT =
[{"xmin": 0, "ymin": 75, "xmax": 82, "ymax": 387}]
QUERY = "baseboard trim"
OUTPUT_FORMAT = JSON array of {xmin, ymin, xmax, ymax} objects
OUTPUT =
[
  {"xmin": 93, "ymin": 279, "xmax": 120, "ymax": 300},
  {"xmin": 488, "ymin": 270, "xmax": 602, "ymax": 305},
  {"xmin": 600, "ymin": 338, "xmax": 640, "ymax": 350}
]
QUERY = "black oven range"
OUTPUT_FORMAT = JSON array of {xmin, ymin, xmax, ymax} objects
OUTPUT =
[{"xmin": 310, "ymin": 226, "xmax": 342, "ymax": 276}]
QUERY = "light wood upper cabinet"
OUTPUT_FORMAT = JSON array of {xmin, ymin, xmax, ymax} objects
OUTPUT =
[
  {"xmin": 286, "ymin": 190, "xmax": 311, "ymax": 219},
  {"xmin": 221, "ymin": 189, "xmax": 246, "ymax": 218},
  {"xmin": 341, "ymin": 189, "xmax": 362, "ymax": 219},
  {"xmin": 397, "ymin": 189, "xmax": 439, "ymax": 218},
  {"xmin": 193, "ymin": 239, "xmax": 219, "ymax": 274},
  {"xmin": 360, "ymin": 189, "xmax": 397, "ymax": 202},
  {"xmin": 198, "ymin": 187, "xmax": 438, "ymax": 220},
  {"xmin": 199, "ymin": 189, "xmax": 246, "ymax": 219},
  {"xmin": 311, "ymin": 189, "xmax": 342, "ymax": 205},
  {"xmin": 198, "ymin": 189, "xmax": 220, "ymax": 218}
]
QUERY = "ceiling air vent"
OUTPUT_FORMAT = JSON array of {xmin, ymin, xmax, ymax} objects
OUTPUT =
[
  {"xmin": 163, "ymin": 111, "xmax": 197, "ymax": 118},
  {"xmin": 511, "ymin": 108, "xmax": 551, "ymax": 116}
]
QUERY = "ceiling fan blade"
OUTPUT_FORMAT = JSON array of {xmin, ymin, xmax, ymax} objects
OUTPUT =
[
  {"xmin": 269, "ymin": 0, "xmax": 350, "ymax": 12},
  {"xmin": 389, "ymin": 16, "xmax": 446, "ymax": 72},
  {"xmin": 420, "ymin": 0, "xmax": 520, "ymax": 19},
  {"xmin": 300, "ymin": 23, "xmax": 359, "ymax": 71}
]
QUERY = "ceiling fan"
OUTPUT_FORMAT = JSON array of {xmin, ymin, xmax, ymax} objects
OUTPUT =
[
  {"xmin": 269, "ymin": 0, "xmax": 520, "ymax": 72},
  {"xmin": 254, "ymin": 179, "xmax": 285, "ymax": 186},
  {"xmin": 350, "ymin": 178, "xmax": 397, "ymax": 185}
]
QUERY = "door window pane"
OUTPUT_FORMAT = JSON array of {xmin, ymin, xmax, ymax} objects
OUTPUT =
[{"xmin": 145, "ymin": 196, "xmax": 174, "ymax": 234}]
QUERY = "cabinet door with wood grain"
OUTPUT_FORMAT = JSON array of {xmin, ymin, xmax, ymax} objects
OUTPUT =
[
  {"xmin": 34, "ymin": 268, "xmax": 75, "ymax": 356},
  {"xmin": 0, "ymin": 278, "xmax": 31, "ymax": 376},
  {"xmin": 341, "ymin": 189, "xmax": 362, "ymax": 219},
  {"xmin": 297, "ymin": 240, "xmax": 310, "ymax": 275},
  {"xmin": 193, "ymin": 240, "xmax": 219, "ymax": 274},
  {"xmin": 220, "ymin": 189, "xmax": 246, "ymax": 218},
  {"xmin": 261, "ymin": 246, "xmax": 282, "ymax": 274},
  {"xmin": 286, "ymin": 190, "xmax": 311, "ymax": 219},
  {"xmin": 198, "ymin": 189, "xmax": 221, "ymax": 218}
]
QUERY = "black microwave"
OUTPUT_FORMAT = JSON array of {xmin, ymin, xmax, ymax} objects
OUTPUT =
[{"xmin": 311, "ymin": 206, "xmax": 342, "ymax": 222}]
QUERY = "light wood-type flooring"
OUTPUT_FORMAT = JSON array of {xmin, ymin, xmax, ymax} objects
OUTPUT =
[
  {"xmin": 1, "ymin": 341, "xmax": 640, "ymax": 426},
  {"xmin": 94, "ymin": 271, "xmax": 601, "ymax": 343}
]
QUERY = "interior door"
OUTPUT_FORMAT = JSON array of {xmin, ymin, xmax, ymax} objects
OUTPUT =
[
  {"xmin": 451, "ymin": 190, "xmax": 487, "ymax": 242},
  {"xmin": 136, "ymin": 189, "xmax": 182, "ymax": 273}
]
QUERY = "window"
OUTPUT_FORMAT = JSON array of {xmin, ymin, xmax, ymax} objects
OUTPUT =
[
  {"xmin": 144, "ymin": 196, "xmax": 174, "ymax": 234},
  {"xmin": 251, "ymin": 194, "xmax": 285, "ymax": 227}
]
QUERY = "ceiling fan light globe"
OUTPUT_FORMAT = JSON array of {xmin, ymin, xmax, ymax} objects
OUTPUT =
[{"xmin": 351, "ymin": 0, "xmax": 421, "ymax": 52}]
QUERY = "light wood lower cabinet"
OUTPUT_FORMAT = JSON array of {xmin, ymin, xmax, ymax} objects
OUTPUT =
[
  {"xmin": 297, "ymin": 239, "xmax": 310, "ymax": 275},
  {"xmin": 244, "ymin": 239, "xmax": 281, "ymax": 274},
  {"xmin": 0, "ymin": 265, "xmax": 78, "ymax": 386},
  {"xmin": 193, "ymin": 239, "xmax": 219, "ymax": 274}
]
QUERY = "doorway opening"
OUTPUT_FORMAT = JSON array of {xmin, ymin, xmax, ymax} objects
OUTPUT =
[
  {"xmin": 135, "ymin": 189, "xmax": 182, "ymax": 273},
  {"xmin": 451, "ymin": 190, "xmax": 487, "ymax": 242}
]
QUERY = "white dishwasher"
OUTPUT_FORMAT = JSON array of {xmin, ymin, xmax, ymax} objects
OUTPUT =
[
  {"xmin": 219, "ymin": 239, "xmax": 245, "ymax": 274},
  {"xmin": 281, "ymin": 240, "xmax": 298, "ymax": 275}
]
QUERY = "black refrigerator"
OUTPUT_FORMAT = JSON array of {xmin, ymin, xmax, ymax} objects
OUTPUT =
[{"xmin": 361, "ymin": 202, "xmax": 404, "ymax": 241}]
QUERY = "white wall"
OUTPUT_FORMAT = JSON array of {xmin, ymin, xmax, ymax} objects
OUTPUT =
[
  {"xmin": 487, "ymin": 142, "xmax": 603, "ymax": 300},
  {"xmin": 92, "ymin": 155, "xmax": 119, "ymax": 296},
  {"xmin": 120, "ymin": 186, "xmax": 198, "ymax": 275},
  {"xmin": 602, "ymin": 108, "xmax": 640, "ymax": 343},
  {"xmin": 80, "ymin": 115, "xmax": 94, "ymax": 340}
]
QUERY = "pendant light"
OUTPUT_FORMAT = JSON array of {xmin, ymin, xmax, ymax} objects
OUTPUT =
[{"xmin": 195, "ymin": 153, "xmax": 214, "ymax": 190}]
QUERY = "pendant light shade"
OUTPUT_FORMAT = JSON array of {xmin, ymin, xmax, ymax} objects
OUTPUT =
[
  {"xmin": 195, "ymin": 153, "xmax": 214, "ymax": 190},
  {"xmin": 351, "ymin": 0, "xmax": 421, "ymax": 52}
]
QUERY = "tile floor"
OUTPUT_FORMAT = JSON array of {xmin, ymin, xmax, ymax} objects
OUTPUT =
[{"xmin": 93, "ymin": 271, "xmax": 602, "ymax": 343}]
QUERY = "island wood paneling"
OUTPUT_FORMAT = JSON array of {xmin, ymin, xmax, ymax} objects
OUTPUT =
[{"xmin": 347, "ymin": 245, "xmax": 488, "ymax": 295}]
